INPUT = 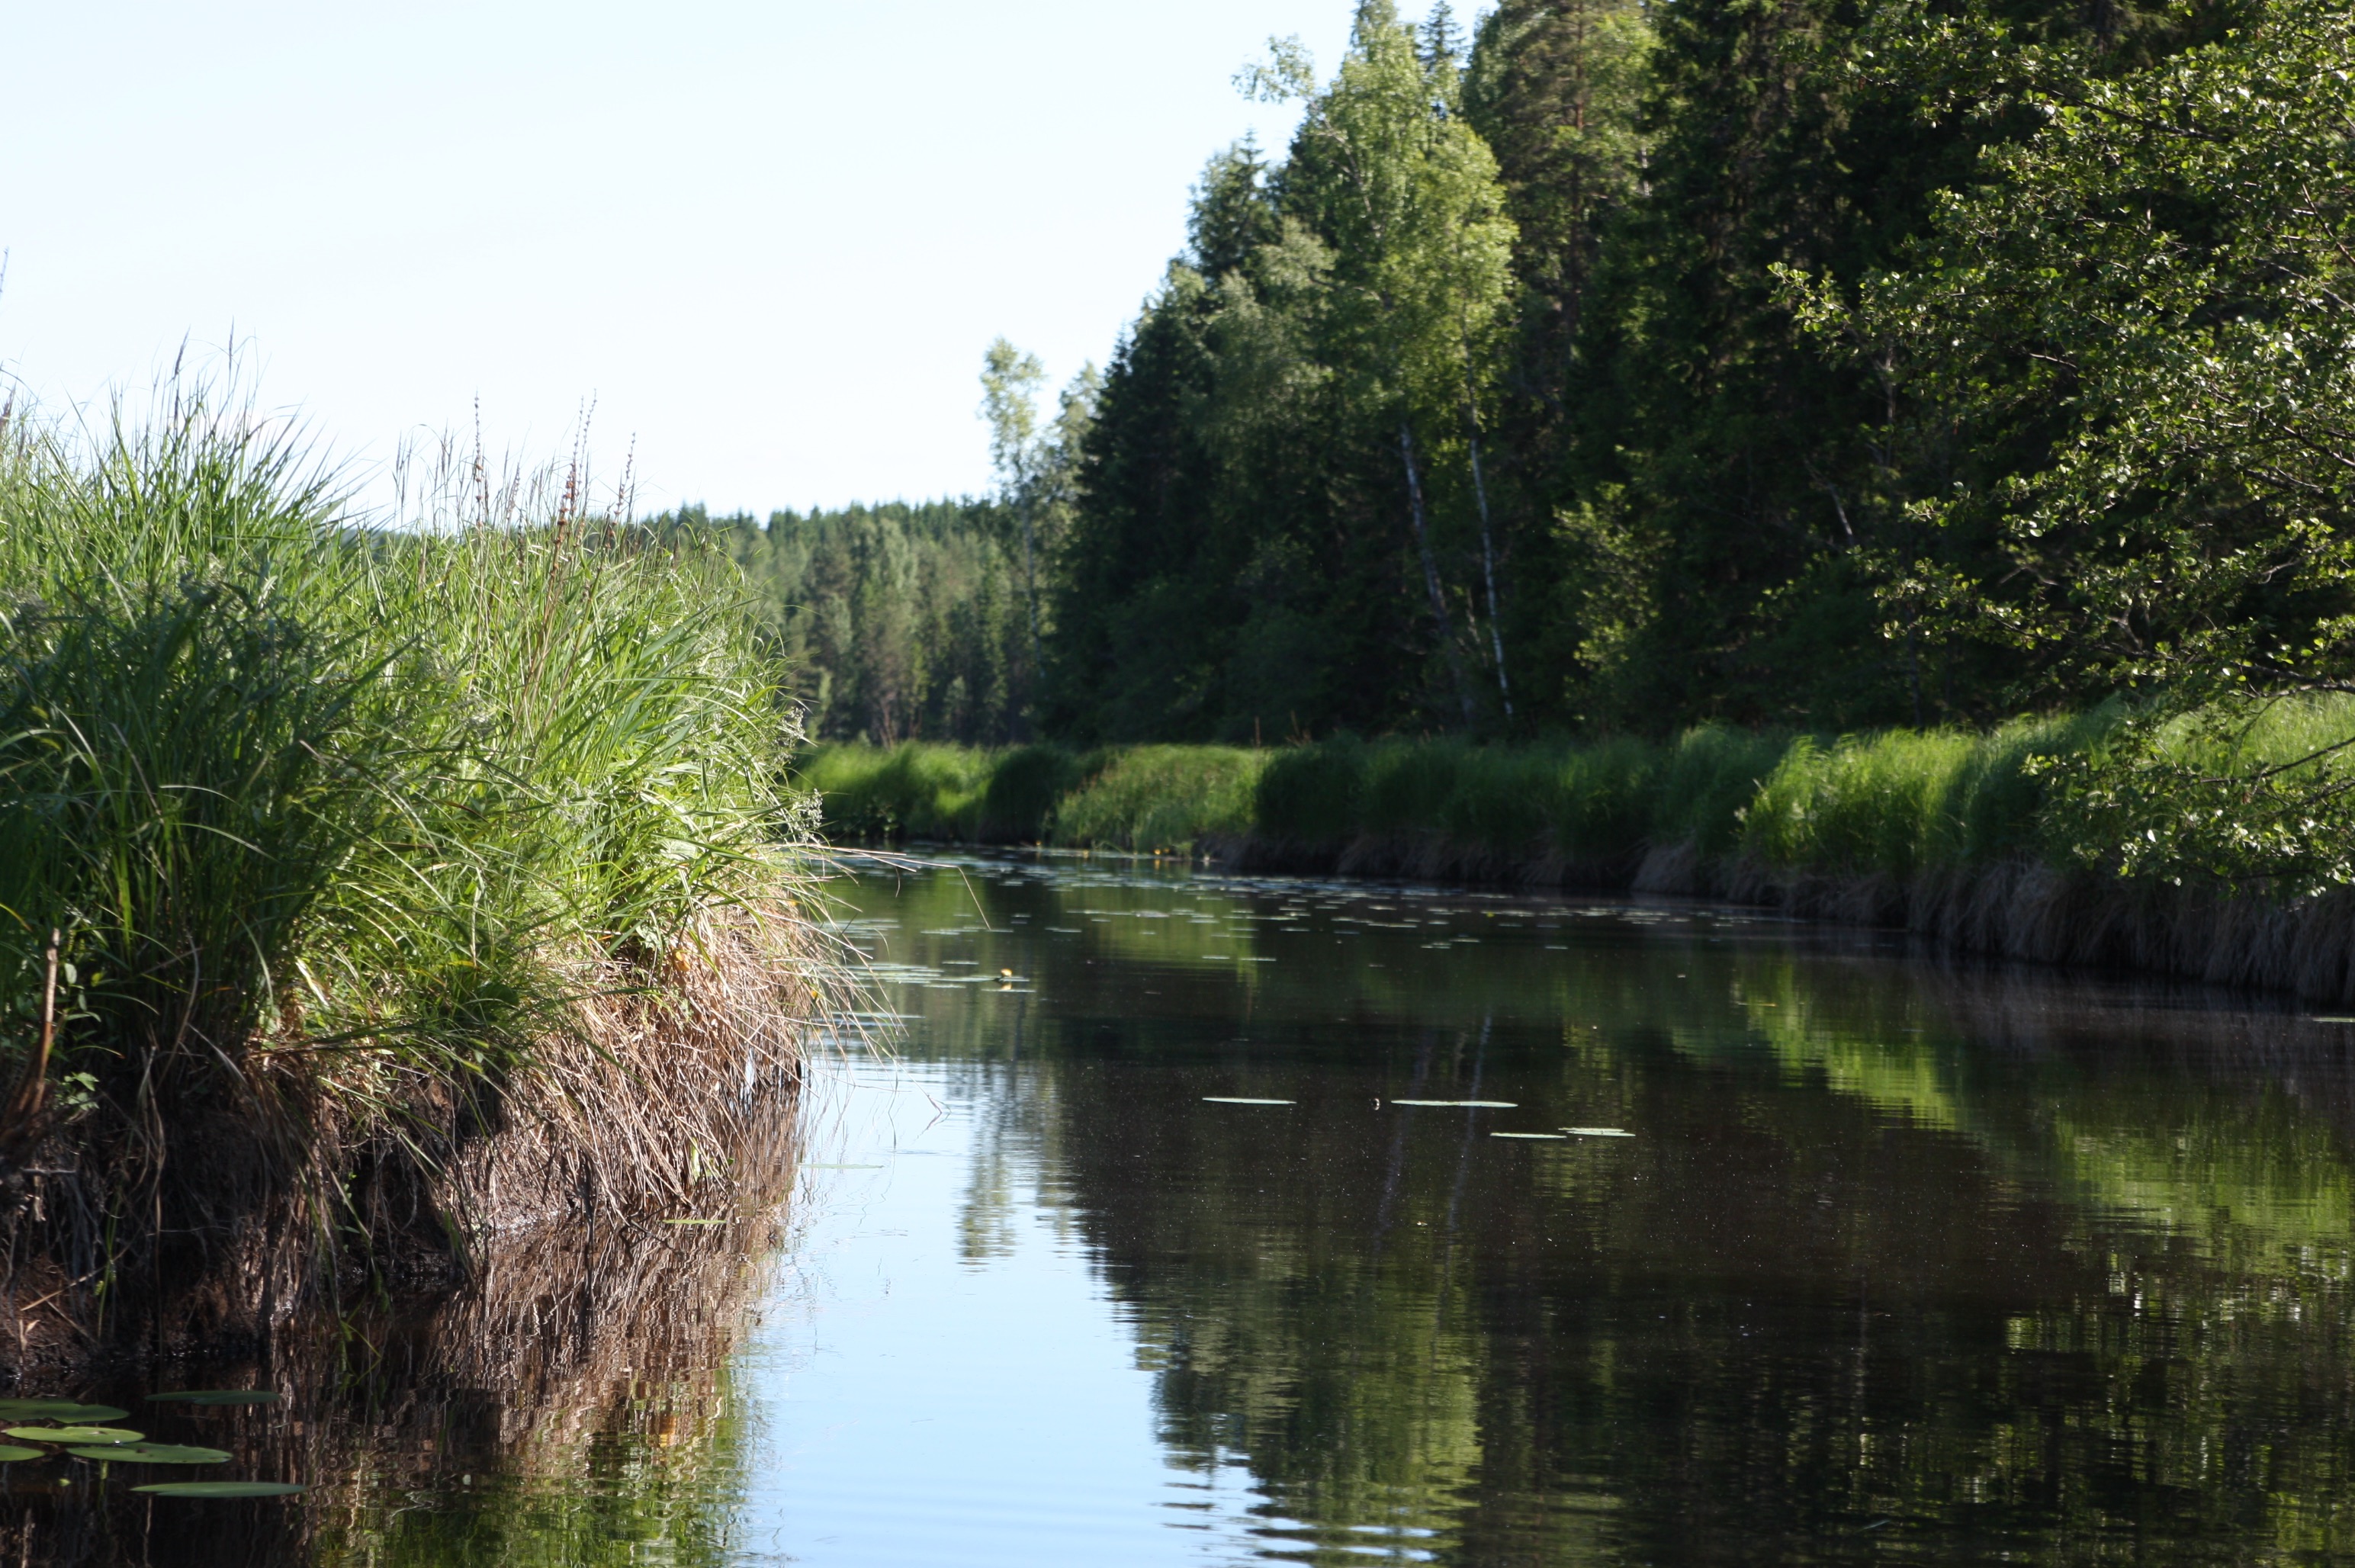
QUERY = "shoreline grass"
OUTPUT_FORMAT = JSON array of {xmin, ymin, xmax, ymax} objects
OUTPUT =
[
  {"xmin": 0, "ymin": 380, "xmax": 839, "ymax": 1359},
  {"xmin": 795, "ymin": 707, "xmax": 2355, "ymax": 1002}
]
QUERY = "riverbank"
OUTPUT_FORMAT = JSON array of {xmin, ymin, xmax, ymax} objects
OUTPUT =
[
  {"xmin": 798, "ymin": 718, "xmax": 2355, "ymax": 1004},
  {"xmin": 0, "ymin": 387, "xmax": 839, "ymax": 1370}
]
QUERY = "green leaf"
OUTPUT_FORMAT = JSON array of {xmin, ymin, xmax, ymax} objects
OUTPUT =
[
  {"xmin": 71, "ymin": 1444, "xmax": 232, "ymax": 1464},
  {"xmin": 132, "ymin": 1481, "xmax": 307, "ymax": 1498},
  {"xmin": 0, "ymin": 1401, "xmax": 127, "ymax": 1422},
  {"xmin": 5, "ymin": 1425, "xmax": 142, "ymax": 1444},
  {"xmin": 1390, "ymin": 1098, "xmax": 1517, "ymax": 1108}
]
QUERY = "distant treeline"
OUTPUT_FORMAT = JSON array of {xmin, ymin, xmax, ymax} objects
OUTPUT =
[
  {"xmin": 650, "ymin": 500, "xmax": 1029, "ymax": 746},
  {"xmin": 647, "ymin": 346, "xmax": 1090, "ymax": 747}
]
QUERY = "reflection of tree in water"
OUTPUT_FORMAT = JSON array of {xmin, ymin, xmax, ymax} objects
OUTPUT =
[{"xmin": 875, "ymin": 861, "xmax": 2355, "ymax": 1563}]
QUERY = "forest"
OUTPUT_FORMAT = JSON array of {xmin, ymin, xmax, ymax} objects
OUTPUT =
[{"xmin": 685, "ymin": 0, "xmax": 2355, "ymax": 885}]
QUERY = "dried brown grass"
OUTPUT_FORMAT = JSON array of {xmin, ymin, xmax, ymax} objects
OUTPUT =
[{"xmin": 0, "ymin": 895, "xmax": 845, "ymax": 1379}]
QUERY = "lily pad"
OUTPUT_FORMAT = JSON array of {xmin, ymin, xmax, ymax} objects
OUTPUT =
[
  {"xmin": 132, "ymin": 1481, "xmax": 306, "ymax": 1498},
  {"xmin": 5, "ymin": 1425, "xmax": 142, "ymax": 1445},
  {"xmin": 146, "ymin": 1390, "xmax": 279, "ymax": 1406},
  {"xmin": 71, "ymin": 1444, "xmax": 231, "ymax": 1464},
  {"xmin": 0, "ymin": 1401, "xmax": 127, "ymax": 1423},
  {"xmin": 1203, "ymin": 1097, "xmax": 1294, "ymax": 1105},
  {"xmin": 0, "ymin": 1444, "xmax": 47, "ymax": 1462},
  {"xmin": 1391, "ymin": 1099, "xmax": 1518, "ymax": 1109}
]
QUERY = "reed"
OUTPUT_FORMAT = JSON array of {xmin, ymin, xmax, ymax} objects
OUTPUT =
[{"xmin": 0, "ymin": 378, "xmax": 837, "ymax": 1359}]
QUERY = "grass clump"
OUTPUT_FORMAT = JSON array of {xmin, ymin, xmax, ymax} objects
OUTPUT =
[
  {"xmin": 1049, "ymin": 745, "xmax": 1267, "ymax": 852},
  {"xmin": 0, "ymin": 379, "xmax": 830, "ymax": 1340},
  {"xmin": 797, "ymin": 743, "xmax": 999, "ymax": 841},
  {"xmin": 795, "ymin": 741, "xmax": 1087, "ymax": 842}
]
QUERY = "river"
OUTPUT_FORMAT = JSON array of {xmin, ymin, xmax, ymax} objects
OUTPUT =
[{"xmin": 15, "ymin": 850, "xmax": 2355, "ymax": 1564}]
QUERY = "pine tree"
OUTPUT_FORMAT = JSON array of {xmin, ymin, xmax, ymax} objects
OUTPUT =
[{"xmin": 1419, "ymin": 2, "xmax": 1464, "ymax": 74}]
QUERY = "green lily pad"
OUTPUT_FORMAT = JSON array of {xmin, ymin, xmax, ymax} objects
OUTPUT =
[
  {"xmin": 146, "ymin": 1390, "xmax": 279, "ymax": 1406},
  {"xmin": 74, "ymin": 1443, "xmax": 232, "ymax": 1464},
  {"xmin": 132, "ymin": 1480, "xmax": 306, "ymax": 1498},
  {"xmin": 0, "ymin": 1444, "xmax": 48, "ymax": 1462},
  {"xmin": 1390, "ymin": 1098, "xmax": 1518, "ymax": 1109},
  {"xmin": 5, "ymin": 1425, "xmax": 142, "ymax": 1445},
  {"xmin": 0, "ymin": 1401, "xmax": 128, "ymax": 1422}
]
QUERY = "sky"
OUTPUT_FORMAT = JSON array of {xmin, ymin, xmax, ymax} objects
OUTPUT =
[{"xmin": 0, "ymin": 1, "xmax": 1365, "ymax": 517}]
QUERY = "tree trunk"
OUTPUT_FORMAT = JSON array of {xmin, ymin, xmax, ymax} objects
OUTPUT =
[
  {"xmin": 1019, "ymin": 500, "xmax": 1041, "ymax": 741},
  {"xmin": 1466, "ymin": 431, "xmax": 1512, "ymax": 721},
  {"xmin": 1399, "ymin": 420, "xmax": 1476, "ymax": 728}
]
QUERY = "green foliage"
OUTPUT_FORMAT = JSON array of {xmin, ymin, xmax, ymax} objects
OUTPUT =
[
  {"xmin": 802, "ymin": 720, "xmax": 2084, "ymax": 880},
  {"xmin": 1785, "ymin": 0, "xmax": 2355, "ymax": 885},
  {"xmin": 982, "ymin": 744, "xmax": 1089, "ymax": 840},
  {"xmin": 655, "ymin": 500, "xmax": 1028, "ymax": 745},
  {"xmin": 0, "ymin": 377, "xmax": 806, "ymax": 1194},
  {"xmin": 1052, "ymin": 8, "xmax": 1527, "ymax": 741},
  {"xmin": 1049, "ymin": 746, "xmax": 1269, "ymax": 852},
  {"xmin": 794, "ymin": 743, "xmax": 1001, "ymax": 841},
  {"xmin": 655, "ymin": 345, "xmax": 1094, "ymax": 750},
  {"xmin": 737, "ymin": 0, "xmax": 2355, "ymax": 893}
]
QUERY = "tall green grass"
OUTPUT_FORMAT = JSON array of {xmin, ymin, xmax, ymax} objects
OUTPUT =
[
  {"xmin": 793, "ymin": 721, "xmax": 2107, "ymax": 878},
  {"xmin": 0, "ymin": 379, "xmax": 818, "ymax": 1305},
  {"xmin": 1049, "ymin": 745, "xmax": 1267, "ymax": 852},
  {"xmin": 794, "ymin": 742, "xmax": 1085, "ymax": 843}
]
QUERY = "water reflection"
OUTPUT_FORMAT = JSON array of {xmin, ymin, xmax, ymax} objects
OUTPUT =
[
  {"xmin": 2, "ymin": 1143, "xmax": 789, "ymax": 1567},
  {"xmin": 17, "ymin": 851, "xmax": 2355, "ymax": 1564},
  {"xmin": 832, "ymin": 855, "xmax": 2355, "ymax": 1565}
]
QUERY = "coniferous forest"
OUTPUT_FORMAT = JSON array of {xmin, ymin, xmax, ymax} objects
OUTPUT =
[{"xmin": 678, "ymin": 0, "xmax": 2355, "ymax": 882}]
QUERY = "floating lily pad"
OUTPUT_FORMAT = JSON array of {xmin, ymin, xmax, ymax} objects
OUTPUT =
[
  {"xmin": 71, "ymin": 1444, "xmax": 231, "ymax": 1464},
  {"xmin": 132, "ymin": 1481, "xmax": 306, "ymax": 1498},
  {"xmin": 5, "ymin": 1425, "xmax": 142, "ymax": 1445},
  {"xmin": 0, "ymin": 1444, "xmax": 47, "ymax": 1462},
  {"xmin": 0, "ymin": 1401, "xmax": 127, "ymax": 1423},
  {"xmin": 1391, "ymin": 1099, "xmax": 1518, "ymax": 1109},
  {"xmin": 1562, "ymin": 1126, "xmax": 1634, "ymax": 1138},
  {"xmin": 146, "ymin": 1390, "xmax": 278, "ymax": 1407},
  {"xmin": 1202, "ymin": 1096, "xmax": 1294, "ymax": 1105},
  {"xmin": 1492, "ymin": 1131, "xmax": 1566, "ymax": 1139}
]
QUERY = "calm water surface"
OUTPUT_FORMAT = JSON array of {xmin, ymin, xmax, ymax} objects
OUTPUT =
[{"xmin": 18, "ymin": 852, "xmax": 2355, "ymax": 1565}]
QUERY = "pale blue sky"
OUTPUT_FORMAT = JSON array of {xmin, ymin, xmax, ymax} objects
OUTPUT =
[{"xmin": 0, "ymin": 2, "xmax": 1367, "ymax": 516}]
